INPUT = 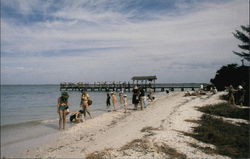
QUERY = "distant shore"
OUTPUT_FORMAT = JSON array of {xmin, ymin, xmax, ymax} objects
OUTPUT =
[{"xmin": 3, "ymin": 92, "xmax": 230, "ymax": 158}]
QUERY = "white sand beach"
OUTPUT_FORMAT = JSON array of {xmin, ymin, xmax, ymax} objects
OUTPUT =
[{"xmin": 6, "ymin": 92, "xmax": 230, "ymax": 158}]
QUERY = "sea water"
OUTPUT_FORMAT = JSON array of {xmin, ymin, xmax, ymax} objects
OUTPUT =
[
  {"xmin": 0, "ymin": 85, "xmax": 169, "ymax": 156},
  {"xmin": 1, "ymin": 85, "xmax": 150, "ymax": 155}
]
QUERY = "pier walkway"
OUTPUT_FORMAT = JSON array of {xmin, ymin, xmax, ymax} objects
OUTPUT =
[{"xmin": 60, "ymin": 82, "xmax": 208, "ymax": 92}]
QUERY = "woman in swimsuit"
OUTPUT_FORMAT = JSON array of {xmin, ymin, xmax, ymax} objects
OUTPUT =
[
  {"xmin": 81, "ymin": 91, "xmax": 92, "ymax": 120},
  {"xmin": 57, "ymin": 92, "xmax": 69, "ymax": 130}
]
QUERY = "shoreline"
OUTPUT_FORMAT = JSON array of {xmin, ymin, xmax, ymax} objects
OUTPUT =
[{"xmin": 2, "ymin": 92, "xmax": 229, "ymax": 158}]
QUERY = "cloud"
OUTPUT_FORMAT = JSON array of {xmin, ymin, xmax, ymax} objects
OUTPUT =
[{"xmin": 1, "ymin": 0, "xmax": 248, "ymax": 84}]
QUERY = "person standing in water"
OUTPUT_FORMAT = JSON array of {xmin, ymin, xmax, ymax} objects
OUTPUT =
[
  {"xmin": 57, "ymin": 92, "xmax": 69, "ymax": 130},
  {"xmin": 80, "ymin": 91, "xmax": 92, "ymax": 119},
  {"xmin": 106, "ymin": 93, "xmax": 111, "ymax": 111},
  {"xmin": 111, "ymin": 92, "xmax": 117, "ymax": 111},
  {"xmin": 119, "ymin": 90, "xmax": 124, "ymax": 104}
]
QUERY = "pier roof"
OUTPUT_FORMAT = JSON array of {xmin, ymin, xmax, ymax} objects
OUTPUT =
[{"xmin": 131, "ymin": 76, "xmax": 157, "ymax": 81}]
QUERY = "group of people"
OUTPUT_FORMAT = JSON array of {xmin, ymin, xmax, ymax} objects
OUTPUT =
[
  {"xmin": 57, "ymin": 91, "xmax": 92, "ymax": 130},
  {"xmin": 184, "ymin": 85, "xmax": 217, "ymax": 97},
  {"xmin": 227, "ymin": 85, "xmax": 245, "ymax": 106},
  {"xmin": 57, "ymin": 86, "xmax": 155, "ymax": 130},
  {"xmin": 183, "ymin": 84, "xmax": 246, "ymax": 107},
  {"xmin": 132, "ymin": 86, "xmax": 155, "ymax": 110},
  {"xmin": 106, "ymin": 91, "xmax": 128, "ymax": 113}
]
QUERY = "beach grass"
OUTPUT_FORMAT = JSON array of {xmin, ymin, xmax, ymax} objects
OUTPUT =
[
  {"xmin": 86, "ymin": 137, "xmax": 187, "ymax": 158},
  {"xmin": 85, "ymin": 148, "xmax": 113, "ymax": 159},
  {"xmin": 184, "ymin": 102, "xmax": 250, "ymax": 158},
  {"xmin": 197, "ymin": 103, "xmax": 249, "ymax": 121},
  {"xmin": 153, "ymin": 143, "xmax": 187, "ymax": 159},
  {"xmin": 188, "ymin": 142, "xmax": 216, "ymax": 155},
  {"xmin": 219, "ymin": 94, "xmax": 228, "ymax": 101},
  {"xmin": 141, "ymin": 126, "xmax": 161, "ymax": 132}
]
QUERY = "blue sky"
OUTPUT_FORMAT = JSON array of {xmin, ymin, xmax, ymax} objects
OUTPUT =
[{"xmin": 1, "ymin": 0, "xmax": 249, "ymax": 84}]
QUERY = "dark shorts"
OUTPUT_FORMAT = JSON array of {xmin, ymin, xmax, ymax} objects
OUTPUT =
[{"xmin": 59, "ymin": 105, "xmax": 68, "ymax": 110}]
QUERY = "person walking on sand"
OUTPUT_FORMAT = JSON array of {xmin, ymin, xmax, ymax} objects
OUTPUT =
[
  {"xmin": 227, "ymin": 85, "xmax": 236, "ymax": 106},
  {"xmin": 111, "ymin": 92, "xmax": 117, "ymax": 111},
  {"xmin": 80, "ymin": 91, "xmax": 92, "ymax": 119},
  {"xmin": 148, "ymin": 87, "xmax": 154, "ymax": 101},
  {"xmin": 106, "ymin": 93, "xmax": 111, "ymax": 111},
  {"xmin": 132, "ymin": 85, "xmax": 139, "ymax": 110},
  {"xmin": 123, "ymin": 94, "xmax": 128, "ymax": 113},
  {"xmin": 57, "ymin": 92, "xmax": 70, "ymax": 130},
  {"xmin": 238, "ymin": 85, "xmax": 245, "ymax": 106}
]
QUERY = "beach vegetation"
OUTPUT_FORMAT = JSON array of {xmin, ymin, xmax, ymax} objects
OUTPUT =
[
  {"xmin": 141, "ymin": 126, "xmax": 161, "ymax": 136},
  {"xmin": 141, "ymin": 126, "xmax": 161, "ymax": 132},
  {"xmin": 197, "ymin": 103, "xmax": 250, "ymax": 121},
  {"xmin": 120, "ymin": 138, "xmax": 186, "ymax": 158},
  {"xmin": 153, "ymin": 142, "xmax": 187, "ymax": 159},
  {"xmin": 119, "ymin": 138, "xmax": 153, "ymax": 154},
  {"xmin": 85, "ymin": 148, "xmax": 113, "ymax": 159},
  {"xmin": 188, "ymin": 142, "xmax": 216, "ymax": 155},
  {"xmin": 184, "ymin": 103, "xmax": 250, "ymax": 158},
  {"xmin": 210, "ymin": 25, "xmax": 250, "ymax": 106},
  {"xmin": 210, "ymin": 64, "xmax": 249, "ymax": 105},
  {"xmin": 210, "ymin": 64, "xmax": 249, "ymax": 91}
]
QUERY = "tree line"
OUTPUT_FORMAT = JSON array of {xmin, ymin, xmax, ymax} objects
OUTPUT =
[{"xmin": 210, "ymin": 25, "xmax": 249, "ymax": 106}]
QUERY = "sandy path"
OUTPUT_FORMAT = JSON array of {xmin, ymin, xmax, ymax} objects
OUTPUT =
[{"xmin": 10, "ymin": 92, "xmax": 229, "ymax": 158}]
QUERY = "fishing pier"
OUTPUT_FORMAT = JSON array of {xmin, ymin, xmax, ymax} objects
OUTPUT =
[{"xmin": 60, "ymin": 76, "xmax": 207, "ymax": 92}]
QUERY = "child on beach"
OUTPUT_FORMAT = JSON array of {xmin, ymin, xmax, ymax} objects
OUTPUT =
[
  {"xmin": 123, "ymin": 94, "xmax": 128, "ymax": 113},
  {"xmin": 70, "ymin": 110, "xmax": 84, "ymax": 123},
  {"xmin": 80, "ymin": 91, "xmax": 92, "ymax": 119},
  {"xmin": 111, "ymin": 92, "xmax": 117, "ymax": 111},
  {"xmin": 57, "ymin": 92, "xmax": 70, "ymax": 130}
]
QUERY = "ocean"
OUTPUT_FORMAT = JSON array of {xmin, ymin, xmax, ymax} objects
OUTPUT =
[{"xmin": 1, "ymin": 84, "xmax": 163, "ymax": 155}]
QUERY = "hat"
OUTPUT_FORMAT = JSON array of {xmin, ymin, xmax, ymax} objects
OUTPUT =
[
  {"xmin": 123, "ymin": 94, "xmax": 127, "ymax": 97},
  {"xmin": 61, "ymin": 92, "xmax": 69, "ymax": 99}
]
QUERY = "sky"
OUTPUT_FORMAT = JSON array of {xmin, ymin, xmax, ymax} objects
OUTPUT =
[{"xmin": 1, "ymin": 0, "xmax": 249, "ymax": 84}]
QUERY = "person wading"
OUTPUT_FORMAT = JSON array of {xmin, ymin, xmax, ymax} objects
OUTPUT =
[{"xmin": 57, "ymin": 92, "xmax": 70, "ymax": 130}]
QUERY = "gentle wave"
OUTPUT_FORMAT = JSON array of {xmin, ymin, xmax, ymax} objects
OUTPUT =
[{"xmin": 1, "ymin": 119, "xmax": 57, "ymax": 129}]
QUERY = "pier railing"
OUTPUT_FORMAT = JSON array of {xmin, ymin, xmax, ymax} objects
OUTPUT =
[{"xmin": 60, "ymin": 82, "xmax": 208, "ymax": 92}]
